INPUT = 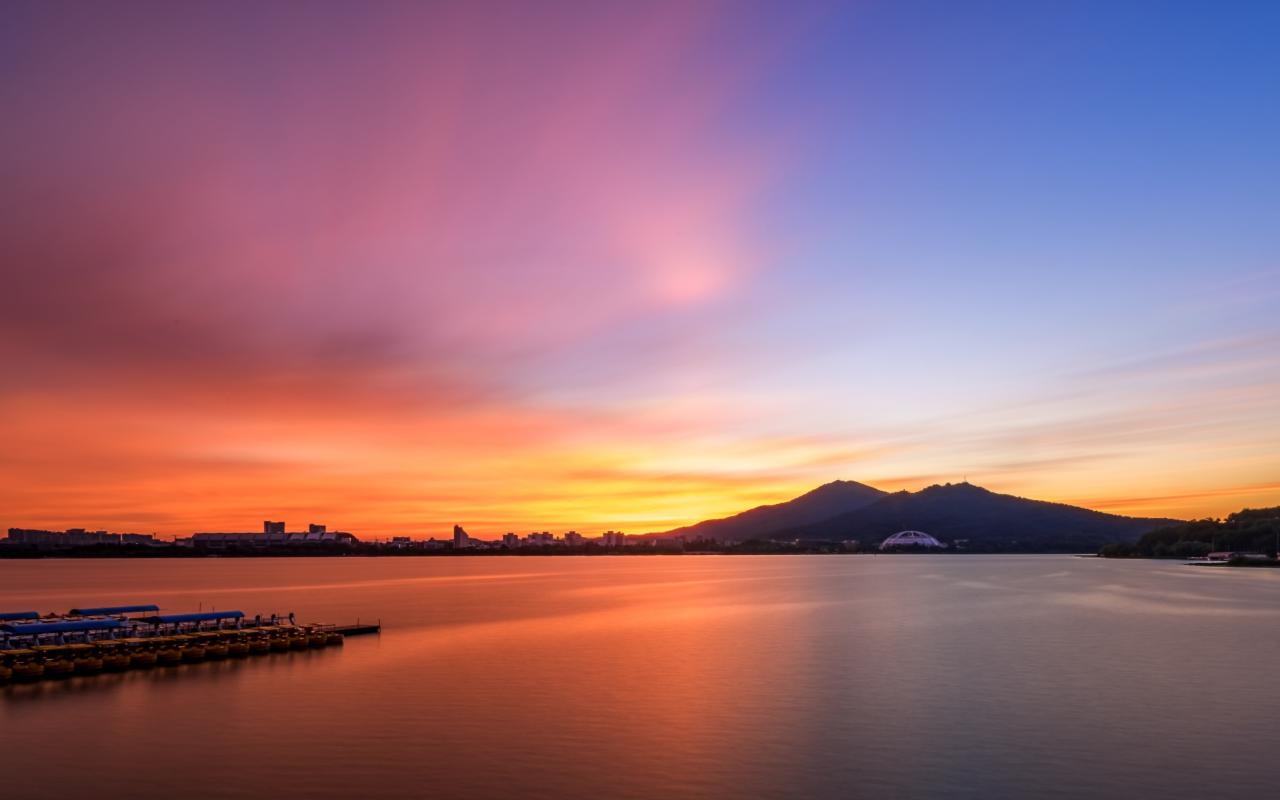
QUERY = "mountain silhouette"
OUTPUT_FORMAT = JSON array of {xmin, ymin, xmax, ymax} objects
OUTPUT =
[
  {"xmin": 657, "ymin": 480, "xmax": 1178, "ymax": 552},
  {"xmin": 652, "ymin": 480, "xmax": 886, "ymax": 542},
  {"xmin": 779, "ymin": 482, "xmax": 1177, "ymax": 551}
]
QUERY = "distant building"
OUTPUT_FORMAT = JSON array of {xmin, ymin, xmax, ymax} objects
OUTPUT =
[
  {"xmin": 192, "ymin": 521, "xmax": 358, "ymax": 549},
  {"xmin": 4, "ymin": 528, "xmax": 157, "ymax": 549},
  {"xmin": 502, "ymin": 532, "xmax": 520, "ymax": 548},
  {"xmin": 453, "ymin": 524, "xmax": 471, "ymax": 549},
  {"xmin": 564, "ymin": 531, "xmax": 584, "ymax": 546},
  {"xmin": 600, "ymin": 531, "xmax": 626, "ymax": 547},
  {"xmin": 879, "ymin": 530, "xmax": 946, "ymax": 551}
]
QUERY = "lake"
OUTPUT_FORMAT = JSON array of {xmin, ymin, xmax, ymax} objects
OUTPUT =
[{"xmin": 2, "ymin": 555, "xmax": 1278, "ymax": 799}]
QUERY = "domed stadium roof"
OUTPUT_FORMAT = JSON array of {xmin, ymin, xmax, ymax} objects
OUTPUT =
[{"xmin": 879, "ymin": 530, "xmax": 945, "ymax": 550}]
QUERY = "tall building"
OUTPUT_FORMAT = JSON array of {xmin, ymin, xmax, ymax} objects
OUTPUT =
[
  {"xmin": 453, "ymin": 524, "xmax": 471, "ymax": 549},
  {"xmin": 502, "ymin": 532, "xmax": 520, "ymax": 548},
  {"xmin": 264, "ymin": 520, "xmax": 286, "ymax": 534}
]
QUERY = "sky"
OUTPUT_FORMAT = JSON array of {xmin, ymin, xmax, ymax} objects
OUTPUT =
[{"xmin": 2, "ymin": 0, "xmax": 1278, "ymax": 538}]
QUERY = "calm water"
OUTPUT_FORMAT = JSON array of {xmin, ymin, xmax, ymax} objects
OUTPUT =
[{"xmin": 2, "ymin": 555, "xmax": 1278, "ymax": 799}]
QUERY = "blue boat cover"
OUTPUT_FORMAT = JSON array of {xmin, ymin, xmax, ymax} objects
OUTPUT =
[
  {"xmin": 0, "ymin": 611, "xmax": 39, "ymax": 621},
  {"xmin": 1, "ymin": 619, "xmax": 123, "ymax": 635},
  {"xmin": 147, "ymin": 611, "xmax": 244, "ymax": 624},
  {"xmin": 69, "ymin": 604, "xmax": 160, "ymax": 616}
]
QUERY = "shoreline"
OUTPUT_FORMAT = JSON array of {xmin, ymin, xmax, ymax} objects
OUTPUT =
[{"xmin": 1, "ymin": 549, "xmax": 1109, "ymax": 559}]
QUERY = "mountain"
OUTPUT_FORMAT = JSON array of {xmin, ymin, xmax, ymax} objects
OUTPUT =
[
  {"xmin": 777, "ymin": 482, "xmax": 1178, "ymax": 552},
  {"xmin": 653, "ymin": 480, "xmax": 887, "ymax": 542}
]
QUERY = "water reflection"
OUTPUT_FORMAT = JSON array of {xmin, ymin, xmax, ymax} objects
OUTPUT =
[
  {"xmin": 2, "ymin": 648, "xmax": 344, "ymax": 704},
  {"xmin": 2, "ymin": 556, "xmax": 1278, "ymax": 799}
]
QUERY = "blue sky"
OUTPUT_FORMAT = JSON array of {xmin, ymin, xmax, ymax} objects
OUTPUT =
[{"xmin": 1, "ymin": 0, "xmax": 1277, "ymax": 533}]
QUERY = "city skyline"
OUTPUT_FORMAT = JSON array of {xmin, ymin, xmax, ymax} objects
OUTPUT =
[{"xmin": 3, "ymin": 1, "xmax": 1278, "ymax": 537}]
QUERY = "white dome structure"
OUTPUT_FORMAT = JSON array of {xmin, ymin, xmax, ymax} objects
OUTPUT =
[{"xmin": 879, "ymin": 530, "xmax": 946, "ymax": 550}]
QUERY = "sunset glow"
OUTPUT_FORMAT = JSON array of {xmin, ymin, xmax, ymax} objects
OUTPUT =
[{"xmin": 2, "ymin": 1, "xmax": 1278, "ymax": 537}]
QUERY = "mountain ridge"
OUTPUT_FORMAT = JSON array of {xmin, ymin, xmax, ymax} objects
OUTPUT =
[
  {"xmin": 647, "ymin": 480, "xmax": 886, "ymax": 542},
  {"xmin": 653, "ymin": 480, "xmax": 1180, "ymax": 552}
]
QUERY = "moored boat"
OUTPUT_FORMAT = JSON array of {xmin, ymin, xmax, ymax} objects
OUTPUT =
[
  {"xmin": 196, "ymin": 632, "xmax": 229, "ymax": 659},
  {"xmin": 68, "ymin": 643, "xmax": 105, "ymax": 674},
  {"xmin": 173, "ymin": 635, "xmax": 206, "ymax": 662},
  {"xmin": 7, "ymin": 650, "xmax": 44, "ymax": 681},
  {"xmin": 15, "ymin": 662, "xmax": 44, "ymax": 680},
  {"xmin": 99, "ymin": 641, "xmax": 133, "ymax": 671},
  {"xmin": 155, "ymin": 638, "xmax": 183, "ymax": 665},
  {"xmin": 120, "ymin": 638, "xmax": 158, "ymax": 667},
  {"xmin": 33, "ymin": 645, "xmax": 76, "ymax": 677}
]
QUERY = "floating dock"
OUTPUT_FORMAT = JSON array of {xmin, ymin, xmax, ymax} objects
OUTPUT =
[{"xmin": 0, "ymin": 605, "xmax": 379, "ymax": 685}]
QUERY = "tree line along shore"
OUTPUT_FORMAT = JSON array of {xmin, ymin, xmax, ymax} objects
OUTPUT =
[{"xmin": 1097, "ymin": 506, "xmax": 1280, "ymax": 562}]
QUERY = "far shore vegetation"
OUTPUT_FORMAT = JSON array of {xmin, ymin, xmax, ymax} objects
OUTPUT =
[{"xmin": 1097, "ymin": 507, "xmax": 1280, "ymax": 560}]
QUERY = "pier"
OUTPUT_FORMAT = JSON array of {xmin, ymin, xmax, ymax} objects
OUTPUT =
[{"xmin": 0, "ymin": 605, "xmax": 379, "ymax": 685}]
